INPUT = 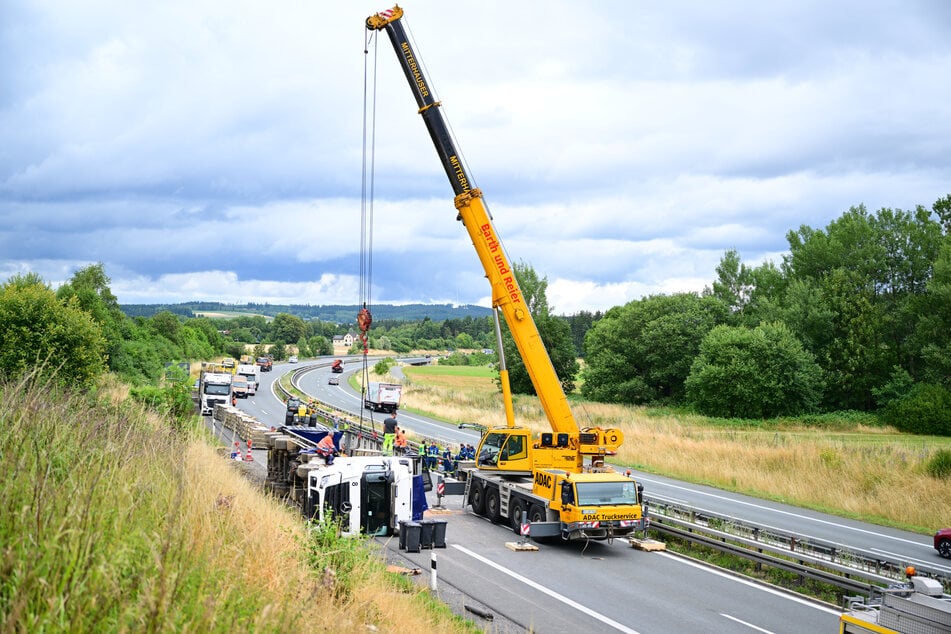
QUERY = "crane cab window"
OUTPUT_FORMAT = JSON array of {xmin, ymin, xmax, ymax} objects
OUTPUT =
[
  {"xmin": 478, "ymin": 432, "xmax": 506, "ymax": 467},
  {"xmin": 500, "ymin": 435, "xmax": 527, "ymax": 462}
]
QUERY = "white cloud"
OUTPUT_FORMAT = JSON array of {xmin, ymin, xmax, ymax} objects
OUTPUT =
[{"xmin": 112, "ymin": 270, "xmax": 361, "ymax": 306}]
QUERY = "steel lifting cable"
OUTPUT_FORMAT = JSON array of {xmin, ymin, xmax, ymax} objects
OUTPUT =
[{"xmin": 359, "ymin": 27, "xmax": 380, "ymax": 431}]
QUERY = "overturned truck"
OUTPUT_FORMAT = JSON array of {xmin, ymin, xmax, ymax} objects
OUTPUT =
[{"xmin": 264, "ymin": 424, "xmax": 427, "ymax": 537}]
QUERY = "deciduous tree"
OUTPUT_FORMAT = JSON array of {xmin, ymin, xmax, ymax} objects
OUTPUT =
[{"xmin": 0, "ymin": 274, "xmax": 105, "ymax": 388}]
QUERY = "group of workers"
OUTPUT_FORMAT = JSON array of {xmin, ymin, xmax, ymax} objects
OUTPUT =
[
  {"xmin": 380, "ymin": 411, "xmax": 479, "ymax": 473},
  {"xmin": 421, "ymin": 441, "xmax": 475, "ymax": 475}
]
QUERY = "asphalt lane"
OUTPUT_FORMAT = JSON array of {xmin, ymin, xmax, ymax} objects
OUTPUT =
[{"xmin": 377, "ymin": 488, "xmax": 840, "ymax": 633}]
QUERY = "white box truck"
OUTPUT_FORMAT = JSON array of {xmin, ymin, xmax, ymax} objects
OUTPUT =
[
  {"xmin": 364, "ymin": 382, "xmax": 401, "ymax": 413},
  {"xmin": 236, "ymin": 364, "xmax": 259, "ymax": 395}
]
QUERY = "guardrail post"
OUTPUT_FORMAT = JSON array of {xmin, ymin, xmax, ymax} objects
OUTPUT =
[{"xmin": 753, "ymin": 527, "xmax": 762, "ymax": 572}]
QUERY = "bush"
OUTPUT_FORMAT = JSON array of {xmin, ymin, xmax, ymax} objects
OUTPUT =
[
  {"xmin": 438, "ymin": 351, "xmax": 472, "ymax": 366},
  {"xmin": 685, "ymin": 322, "xmax": 824, "ymax": 418},
  {"xmin": 129, "ymin": 380, "xmax": 196, "ymax": 431},
  {"xmin": 882, "ymin": 383, "xmax": 951, "ymax": 436},
  {"xmin": 926, "ymin": 449, "xmax": 951, "ymax": 479},
  {"xmin": 373, "ymin": 358, "xmax": 395, "ymax": 375},
  {"xmin": 872, "ymin": 366, "xmax": 915, "ymax": 408}
]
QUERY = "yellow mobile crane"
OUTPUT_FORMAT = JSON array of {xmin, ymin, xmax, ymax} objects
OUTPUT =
[{"xmin": 367, "ymin": 6, "xmax": 646, "ymax": 541}]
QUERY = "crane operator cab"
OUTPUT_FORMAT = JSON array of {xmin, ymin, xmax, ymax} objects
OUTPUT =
[{"xmin": 477, "ymin": 430, "xmax": 530, "ymax": 472}]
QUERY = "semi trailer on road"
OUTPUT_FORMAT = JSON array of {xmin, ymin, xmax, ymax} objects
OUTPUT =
[
  {"xmin": 265, "ymin": 425, "xmax": 424, "ymax": 538},
  {"xmin": 364, "ymin": 382, "xmax": 402, "ymax": 414}
]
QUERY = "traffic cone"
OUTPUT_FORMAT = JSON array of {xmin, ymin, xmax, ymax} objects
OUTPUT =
[
  {"xmin": 244, "ymin": 439, "xmax": 254, "ymax": 462},
  {"xmin": 231, "ymin": 441, "xmax": 241, "ymax": 460}
]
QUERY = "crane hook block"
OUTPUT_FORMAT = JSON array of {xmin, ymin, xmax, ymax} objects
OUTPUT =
[{"xmin": 357, "ymin": 308, "xmax": 373, "ymax": 333}]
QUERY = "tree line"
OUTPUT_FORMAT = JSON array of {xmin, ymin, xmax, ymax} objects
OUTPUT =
[{"xmin": 120, "ymin": 301, "xmax": 493, "ymax": 323}]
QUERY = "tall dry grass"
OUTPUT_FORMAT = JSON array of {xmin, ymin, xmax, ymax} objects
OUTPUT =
[
  {"xmin": 0, "ymin": 373, "xmax": 475, "ymax": 633},
  {"xmin": 400, "ymin": 369, "xmax": 951, "ymax": 532}
]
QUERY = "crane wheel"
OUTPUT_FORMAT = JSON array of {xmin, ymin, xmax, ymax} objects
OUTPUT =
[
  {"xmin": 485, "ymin": 488, "xmax": 501, "ymax": 523},
  {"xmin": 469, "ymin": 484, "xmax": 486, "ymax": 515},
  {"xmin": 510, "ymin": 500, "xmax": 527, "ymax": 535}
]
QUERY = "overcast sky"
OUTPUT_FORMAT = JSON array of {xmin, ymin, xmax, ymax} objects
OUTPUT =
[{"xmin": 2, "ymin": 1, "xmax": 949, "ymax": 315}]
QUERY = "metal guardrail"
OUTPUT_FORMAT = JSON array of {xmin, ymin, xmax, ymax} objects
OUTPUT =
[{"xmin": 646, "ymin": 498, "xmax": 951, "ymax": 596}]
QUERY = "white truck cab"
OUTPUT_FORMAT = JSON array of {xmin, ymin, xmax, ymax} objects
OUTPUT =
[
  {"xmin": 199, "ymin": 372, "xmax": 232, "ymax": 415},
  {"xmin": 304, "ymin": 456, "xmax": 414, "ymax": 537}
]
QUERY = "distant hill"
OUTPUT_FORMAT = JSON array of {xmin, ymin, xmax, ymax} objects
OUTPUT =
[{"xmin": 120, "ymin": 302, "xmax": 493, "ymax": 323}]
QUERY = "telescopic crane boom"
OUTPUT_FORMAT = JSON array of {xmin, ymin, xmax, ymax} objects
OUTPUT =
[{"xmin": 366, "ymin": 6, "xmax": 623, "ymax": 472}]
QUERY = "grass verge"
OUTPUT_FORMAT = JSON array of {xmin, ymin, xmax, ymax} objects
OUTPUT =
[{"xmin": 0, "ymin": 372, "xmax": 477, "ymax": 633}]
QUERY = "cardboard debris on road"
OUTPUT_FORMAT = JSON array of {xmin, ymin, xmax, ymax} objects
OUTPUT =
[{"xmin": 504, "ymin": 541, "xmax": 539, "ymax": 552}]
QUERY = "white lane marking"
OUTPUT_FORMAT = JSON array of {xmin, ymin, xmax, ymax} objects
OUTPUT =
[
  {"xmin": 657, "ymin": 552, "xmax": 841, "ymax": 616},
  {"xmin": 641, "ymin": 482, "xmax": 928, "ymax": 548},
  {"xmin": 720, "ymin": 613, "xmax": 774, "ymax": 633},
  {"xmin": 452, "ymin": 544, "xmax": 641, "ymax": 634}
]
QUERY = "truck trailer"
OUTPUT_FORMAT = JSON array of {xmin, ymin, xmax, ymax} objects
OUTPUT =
[{"xmin": 364, "ymin": 382, "xmax": 401, "ymax": 413}]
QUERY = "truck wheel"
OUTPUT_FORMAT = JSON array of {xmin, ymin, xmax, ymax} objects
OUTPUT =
[
  {"xmin": 510, "ymin": 499, "xmax": 527, "ymax": 535},
  {"xmin": 529, "ymin": 504, "xmax": 546, "ymax": 524},
  {"xmin": 469, "ymin": 484, "xmax": 486, "ymax": 515},
  {"xmin": 940, "ymin": 539, "xmax": 951, "ymax": 559},
  {"xmin": 485, "ymin": 488, "xmax": 501, "ymax": 523}
]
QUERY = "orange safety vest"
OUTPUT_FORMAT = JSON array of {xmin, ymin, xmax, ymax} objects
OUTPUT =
[{"xmin": 317, "ymin": 435, "xmax": 335, "ymax": 454}]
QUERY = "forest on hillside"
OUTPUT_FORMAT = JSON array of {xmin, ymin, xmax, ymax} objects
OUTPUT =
[{"xmin": 119, "ymin": 301, "xmax": 493, "ymax": 323}]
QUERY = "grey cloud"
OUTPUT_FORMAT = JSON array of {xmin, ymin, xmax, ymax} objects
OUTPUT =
[{"xmin": 1, "ymin": 1, "xmax": 949, "ymax": 315}]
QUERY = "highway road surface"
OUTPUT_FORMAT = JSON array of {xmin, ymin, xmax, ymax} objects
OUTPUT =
[{"xmin": 221, "ymin": 359, "xmax": 947, "ymax": 632}]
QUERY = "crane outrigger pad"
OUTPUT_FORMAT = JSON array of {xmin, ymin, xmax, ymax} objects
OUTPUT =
[{"xmin": 505, "ymin": 541, "xmax": 539, "ymax": 552}]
